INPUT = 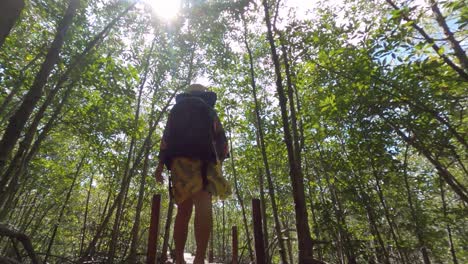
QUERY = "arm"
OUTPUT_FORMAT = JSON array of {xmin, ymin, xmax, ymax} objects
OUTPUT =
[{"xmin": 154, "ymin": 160, "xmax": 164, "ymax": 184}]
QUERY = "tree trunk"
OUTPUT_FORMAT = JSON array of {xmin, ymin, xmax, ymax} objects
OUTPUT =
[
  {"xmin": 429, "ymin": 0, "xmax": 468, "ymax": 71},
  {"xmin": 0, "ymin": 79, "xmax": 77, "ymax": 216},
  {"xmin": 222, "ymin": 200, "xmax": 226, "ymax": 262},
  {"xmin": 0, "ymin": 50, "xmax": 43, "ymax": 120},
  {"xmin": 7, "ymin": 183, "xmax": 31, "ymax": 229},
  {"xmin": 209, "ymin": 220, "xmax": 214, "ymax": 262},
  {"xmin": 44, "ymin": 156, "xmax": 86, "ymax": 263},
  {"xmin": 313, "ymin": 140, "xmax": 356, "ymax": 263},
  {"xmin": 79, "ymin": 82, "xmax": 184, "ymax": 263},
  {"xmin": 80, "ymin": 196, "xmax": 119, "ymax": 262},
  {"xmin": 18, "ymin": 193, "xmax": 40, "ymax": 233},
  {"xmin": 371, "ymin": 167, "xmax": 408, "ymax": 263},
  {"xmin": 106, "ymin": 128, "xmax": 138, "ymax": 262},
  {"xmin": 0, "ymin": 0, "xmax": 79, "ymax": 172},
  {"xmin": 262, "ymin": 1, "xmax": 316, "ymax": 261},
  {"xmin": 305, "ymin": 57, "xmax": 468, "ymax": 150},
  {"xmin": 308, "ymin": 189, "xmax": 322, "ymax": 261},
  {"xmin": 357, "ymin": 118, "xmax": 409, "ymax": 263},
  {"xmin": 216, "ymin": 205, "xmax": 221, "ymax": 258},
  {"xmin": 79, "ymin": 170, "xmax": 94, "ymax": 256},
  {"xmin": 242, "ymin": 10, "xmax": 291, "ymax": 264},
  {"xmin": 304, "ymin": 158, "xmax": 323, "ymax": 261},
  {"xmin": 360, "ymin": 190, "xmax": 389, "ymax": 264},
  {"xmin": 257, "ymin": 168, "xmax": 270, "ymax": 263},
  {"xmin": 228, "ymin": 137, "xmax": 255, "ymax": 261},
  {"xmin": 384, "ymin": 0, "xmax": 468, "ymax": 80},
  {"xmin": 28, "ymin": 203, "xmax": 57, "ymax": 242},
  {"xmin": 439, "ymin": 176, "xmax": 459, "ymax": 264},
  {"xmin": 0, "ymin": 0, "xmax": 25, "ymax": 48},
  {"xmin": 336, "ymin": 135, "xmax": 390, "ymax": 263},
  {"xmin": 327, "ymin": 177, "xmax": 355, "ymax": 264},
  {"xmin": 401, "ymin": 144, "xmax": 431, "ymax": 264},
  {"xmin": 127, "ymin": 144, "xmax": 151, "ymax": 262},
  {"xmin": 107, "ymin": 36, "xmax": 155, "ymax": 264},
  {"xmin": 0, "ymin": 0, "xmax": 136, "ymax": 202},
  {"xmin": 386, "ymin": 119, "xmax": 468, "ymax": 203},
  {"xmin": 0, "ymin": 224, "xmax": 39, "ymax": 264},
  {"xmin": 0, "ymin": 186, "xmax": 36, "ymax": 255},
  {"xmin": 280, "ymin": 38, "xmax": 301, "ymax": 166}
]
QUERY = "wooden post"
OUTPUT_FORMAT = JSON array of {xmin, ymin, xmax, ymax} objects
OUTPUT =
[
  {"xmin": 252, "ymin": 199, "xmax": 266, "ymax": 264},
  {"xmin": 146, "ymin": 194, "xmax": 161, "ymax": 264},
  {"xmin": 232, "ymin": 226, "xmax": 238, "ymax": 264}
]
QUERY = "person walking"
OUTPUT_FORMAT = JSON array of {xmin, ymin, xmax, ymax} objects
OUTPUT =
[{"xmin": 154, "ymin": 84, "xmax": 231, "ymax": 264}]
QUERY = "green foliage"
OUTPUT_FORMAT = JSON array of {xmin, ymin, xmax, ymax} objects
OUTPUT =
[{"xmin": 0, "ymin": 0, "xmax": 466, "ymax": 263}]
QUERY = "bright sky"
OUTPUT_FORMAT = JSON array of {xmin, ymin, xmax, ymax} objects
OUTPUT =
[
  {"xmin": 144, "ymin": 0, "xmax": 182, "ymax": 21},
  {"xmin": 191, "ymin": 0, "xmax": 317, "ymax": 86},
  {"xmin": 283, "ymin": 0, "xmax": 316, "ymax": 17},
  {"xmin": 144, "ymin": 0, "xmax": 427, "ymax": 21},
  {"xmin": 143, "ymin": 0, "xmax": 429, "ymax": 86},
  {"xmin": 144, "ymin": 0, "xmax": 317, "ymax": 21}
]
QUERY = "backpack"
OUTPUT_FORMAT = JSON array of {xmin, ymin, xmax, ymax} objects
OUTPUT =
[{"xmin": 164, "ymin": 95, "xmax": 217, "ymax": 167}]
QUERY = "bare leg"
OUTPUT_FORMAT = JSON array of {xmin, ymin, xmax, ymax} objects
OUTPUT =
[
  {"xmin": 193, "ymin": 190, "xmax": 212, "ymax": 264},
  {"xmin": 174, "ymin": 197, "xmax": 193, "ymax": 264}
]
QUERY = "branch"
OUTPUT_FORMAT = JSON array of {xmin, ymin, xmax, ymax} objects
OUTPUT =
[
  {"xmin": 0, "ymin": 224, "xmax": 40, "ymax": 264},
  {"xmin": 382, "ymin": 117, "xmax": 468, "ymax": 203},
  {"xmin": 385, "ymin": 0, "xmax": 468, "ymax": 80},
  {"xmin": 0, "ymin": 256, "xmax": 21, "ymax": 264},
  {"xmin": 429, "ymin": 0, "xmax": 468, "ymax": 70},
  {"xmin": 272, "ymin": 0, "xmax": 281, "ymax": 32}
]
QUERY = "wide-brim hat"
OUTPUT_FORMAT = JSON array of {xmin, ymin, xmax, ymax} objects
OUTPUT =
[
  {"xmin": 175, "ymin": 84, "xmax": 217, "ymax": 107},
  {"xmin": 186, "ymin": 84, "xmax": 208, "ymax": 93}
]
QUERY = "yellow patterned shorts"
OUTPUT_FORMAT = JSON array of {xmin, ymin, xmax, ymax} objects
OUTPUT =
[{"xmin": 170, "ymin": 157, "xmax": 231, "ymax": 205}]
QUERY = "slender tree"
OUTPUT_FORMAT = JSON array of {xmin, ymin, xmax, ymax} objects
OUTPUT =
[
  {"xmin": 0, "ymin": 0, "xmax": 25, "ymax": 48},
  {"xmin": 0, "ymin": 0, "xmax": 80, "ymax": 172},
  {"xmin": 262, "ymin": 0, "xmax": 317, "ymax": 262},
  {"xmin": 44, "ymin": 155, "xmax": 86, "ymax": 263},
  {"xmin": 241, "ymin": 11, "xmax": 288, "ymax": 262},
  {"xmin": 226, "ymin": 111, "xmax": 255, "ymax": 262},
  {"xmin": 439, "ymin": 176, "xmax": 459, "ymax": 264},
  {"xmin": 384, "ymin": 0, "xmax": 468, "ymax": 80}
]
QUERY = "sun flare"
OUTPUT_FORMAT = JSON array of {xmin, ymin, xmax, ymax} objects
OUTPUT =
[{"xmin": 146, "ymin": 0, "xmax": 181, "ymax": 20}]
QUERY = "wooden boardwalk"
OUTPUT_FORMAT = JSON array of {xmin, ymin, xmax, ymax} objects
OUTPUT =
[
  {"xmin": 146, "ymin": 195, "xmax": 255, "ymax": 264},
  {"xmin": 177, "ymin": 253, "xmax": 221, "ymax": 264},
  {"xmin": 163, "ymin": 253, "xmax": 222, "ymax": 264}
]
